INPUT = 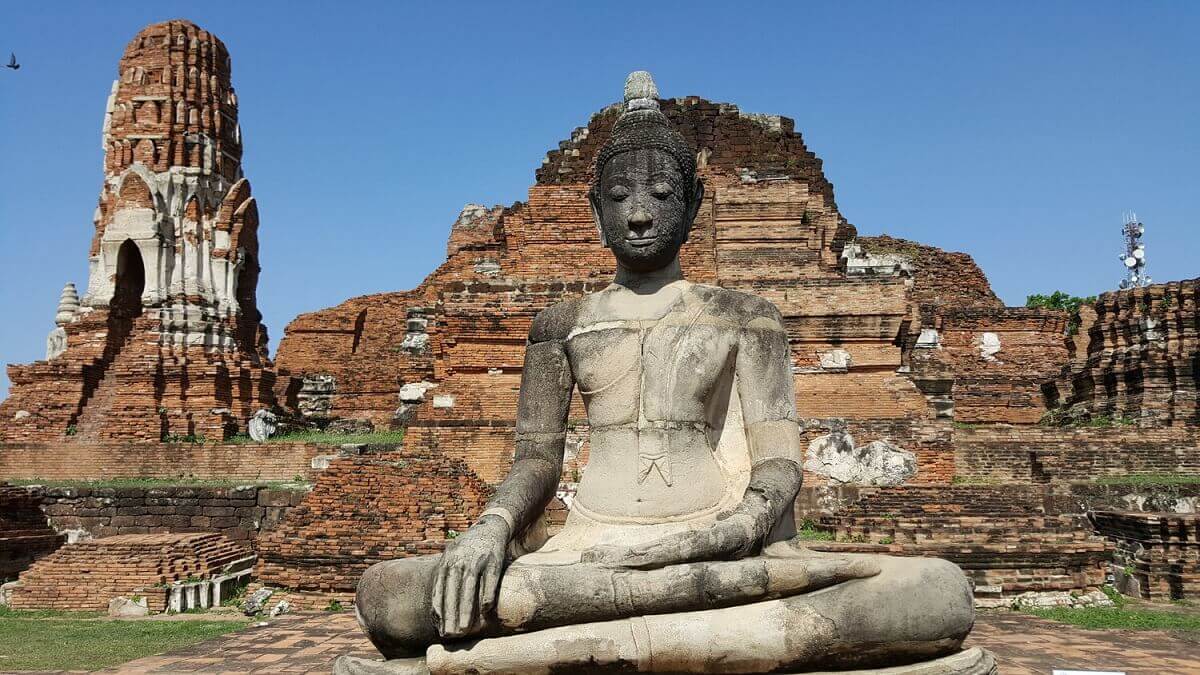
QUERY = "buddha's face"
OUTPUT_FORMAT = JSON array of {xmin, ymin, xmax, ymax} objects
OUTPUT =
[{"xmin": 591, "ymin": 148, "xmax": 703, "ymax": 273}]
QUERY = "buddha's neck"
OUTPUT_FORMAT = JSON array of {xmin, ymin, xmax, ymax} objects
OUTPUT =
[{"xmin": 614, "ymin": 258, "xmax": 685, "ymax": 295}]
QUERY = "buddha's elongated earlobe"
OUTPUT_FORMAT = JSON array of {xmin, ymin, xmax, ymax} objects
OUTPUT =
[{"xmin": 588, "ymin": 188, "xmax": 608, "ymax": 247}]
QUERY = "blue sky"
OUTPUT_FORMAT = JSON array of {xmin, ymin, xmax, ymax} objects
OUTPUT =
[{"xmin": 1, "ymin": 2, "xmax": 1197, "ymax": 398}]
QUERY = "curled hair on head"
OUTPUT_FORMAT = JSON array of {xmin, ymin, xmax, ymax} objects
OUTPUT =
[{"xmin": 591, "ymin": 72, "xmax": 698, "ymax": 204}]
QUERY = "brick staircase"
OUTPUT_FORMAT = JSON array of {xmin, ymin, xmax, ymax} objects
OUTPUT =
[
  {"xmin": 69, "ymin": 316, "xmax": 141, "ymax": 441},
  {"xmin": 9, "ymin": 532, "xmax": 253, "ymax": 612},
  {"xmin": 810, "ymin": 485, "xmax": 1110, "ymax": 600},
  {"xmin": 71, "ymin": 366, "xmax": 123, "ymax": 441}
]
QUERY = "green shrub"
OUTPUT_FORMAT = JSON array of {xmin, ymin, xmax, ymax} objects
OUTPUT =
[{"xmin": 1025, "ymin": 291, "xmax": 1097, "ymax": 335}]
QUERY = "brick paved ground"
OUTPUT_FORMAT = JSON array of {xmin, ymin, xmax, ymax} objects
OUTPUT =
[
  {"xmin": 79, "ymin": 610, "xmax": 1200, "ymax": 674},
  {"xmin": 965, "ymin": 611, "xmax": 1200, "ymax": 674}
]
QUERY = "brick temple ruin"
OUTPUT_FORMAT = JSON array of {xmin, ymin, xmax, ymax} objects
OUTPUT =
[
  {"xmin": 0, "ymin": 19, "xmax": 276, "ymax": 444},
  {"xmin": 2, "ymin": 19, "xmax": 1198, "ymax": 614}
]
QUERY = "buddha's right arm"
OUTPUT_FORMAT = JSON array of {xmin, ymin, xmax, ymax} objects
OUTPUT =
[
  {"xmin": 433, "ymin": 334, "xmax": 573, "ymax": 638},
  {"xmin": 478, "ymin": 337, "xmax": 573, "ymax": 540}
]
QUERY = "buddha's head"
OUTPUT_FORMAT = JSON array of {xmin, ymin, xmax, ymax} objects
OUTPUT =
[{"xmin": 590, "ymin": 72, "xmax": 703, "ymax": 273}]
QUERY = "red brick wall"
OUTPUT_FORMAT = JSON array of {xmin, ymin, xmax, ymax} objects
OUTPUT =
[
  {"xmin": 0, "ymin": 442, "xmax": 325, "ymax": 482},
  {"xmin": 255, "ymin": 449, "xmax": 491, "ymax": 594}
]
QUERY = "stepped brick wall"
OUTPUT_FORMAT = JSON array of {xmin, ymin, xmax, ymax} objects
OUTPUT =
[
  {"xmin": 1092, "ymin": 511, "xmax": 1200, "ymax": 601},
  {"xmin": 856, "ymin": 236, "xmax": 1002, "ymax": 311},
  {"xmin": 925, "ymin": 309, "xmax": 1069, "ymax": 424},
  {"xmin": 954, "ymin": 425, "xmax": 1200, "ymax": 483},
  {"xmin": 1046, "ymin": 278, "xmax": 1200, "ymax": 426},
  {"xmin": 9, "ymin": 532, "xmax": 251, "ymax": 611},
  {"xmin": 811, "ymin": 485, "xmax": 1110, "ymax": 599},
  {"xmin": 0, "ymin": 486, "xmax": 64, "ymax": 580},
  {"xmin": 794, "ymin": 482, "xmax": 1200, "ymax": 521},
  {"xmin": 25, "ymin": 484, "xmax": 305, "ymax": 548},
  {"xmin": 0, "ymin": 441, "xmax": 326, "ymax": 481},
  {"xmin": 255, "ymin": 449, "xmax": 490, "ymax": 599},
  {"xmin": 0, "ymin": 19, "xmax": 278, "ymax": 443}
]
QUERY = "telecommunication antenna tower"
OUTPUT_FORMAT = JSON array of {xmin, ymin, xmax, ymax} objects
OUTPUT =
[{"xmin": 1118, "ymin": 212, "xmax": 1150, "ymax": 289}]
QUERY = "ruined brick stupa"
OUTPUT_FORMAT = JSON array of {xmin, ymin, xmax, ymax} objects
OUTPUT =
[{"xmin": 0, "ymin": 20, "xmax": 277, "ymax": 442}]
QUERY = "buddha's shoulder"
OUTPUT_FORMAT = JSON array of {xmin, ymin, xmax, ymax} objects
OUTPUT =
[
  {"xmin": 529, "ymin": 297, "xmax": 585, "ymax": 343},
  {"xmin": 689, "ymin": 284, "xmax": 784, "ymax": 328}
]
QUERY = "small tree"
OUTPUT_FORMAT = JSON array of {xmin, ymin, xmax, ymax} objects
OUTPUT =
[{"xmin": 1026, "ymin": 291, "xmax": 1096, "ymax": 335}]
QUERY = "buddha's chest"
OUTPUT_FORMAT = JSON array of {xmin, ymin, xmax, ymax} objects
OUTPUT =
[{"xmin": 564, "ymin": 320, "xmax": 738, "ymax": 425}]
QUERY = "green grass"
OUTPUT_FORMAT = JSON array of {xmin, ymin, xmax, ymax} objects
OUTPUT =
[
  {"xmin": 1020, "ymin": 586, "xmax": 1200, "ymax": 632},
  {"xmin": 1023, "ymin": 605, "xmax": 1200, "ymax": 632},
  {"xmin": 795, "ymin": 520, "xmax": 834, "ymax": 542},
  {"xmin": 1092, "ymin": 474, "xmax": 1200, "ymax": 486},
  {"xmin": 227, "ymin": 429, "xmax": 406, "ymax": 445},
  {"xmin": 6, "ymin": 477, "xmax": 308, "ymax": 489},
  {"xmin": 0, "ymin": 608, "xmax": 247, "ymax": 671}
]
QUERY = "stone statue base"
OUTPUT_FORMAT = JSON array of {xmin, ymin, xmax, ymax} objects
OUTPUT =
[{"xmin": 334, "ymin": 646, "xmax": 997, "ymax": 675}]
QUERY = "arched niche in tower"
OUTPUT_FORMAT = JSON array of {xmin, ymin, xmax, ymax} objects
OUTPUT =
[
  {"xmin": 112, "ymin": 239, "xmax": 146, "ymax": 318},
  {"xmin": 183, "ymin": 195, "xmax": 201, "ymax": 222},
  {"xmin": 133, "ymin": 139, "xmax": 157, "ymax": 167},
  {"xmin": 136, "ymin": 101, "xmax": 158, "ymax": 125},
  {"xmin": 116, "ymin": 173, "xmax": 155, "ymax": 211},
  {"xmin": 236, "ymin": 250, "xmax": 260, "ymax": 322}
]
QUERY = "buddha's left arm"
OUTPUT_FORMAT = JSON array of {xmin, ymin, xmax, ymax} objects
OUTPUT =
[{"xmin": 732, "ymin": 303, "xmax": 803, "ymax": 546}]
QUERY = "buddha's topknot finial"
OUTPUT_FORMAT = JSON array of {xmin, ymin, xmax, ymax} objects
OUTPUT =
[
  {"xmin": 624, "ymin": 71, "xmax": 659, "ymax": 111},
  {"xmin": 592, "ymin": 70, "xmax": 697, "ymax": 201}
]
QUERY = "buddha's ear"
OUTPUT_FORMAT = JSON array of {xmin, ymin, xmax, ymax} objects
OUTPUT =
[{"xmin": 588, "ymin": 187, "xmax": 608, "ymax": 247}]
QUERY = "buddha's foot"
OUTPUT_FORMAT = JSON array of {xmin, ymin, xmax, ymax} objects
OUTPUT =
[{"xmin": 333, "ymin": 655, "xmax": 429, "ymax": 675}]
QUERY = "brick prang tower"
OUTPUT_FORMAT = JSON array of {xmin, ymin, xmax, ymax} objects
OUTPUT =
[{"xmin": 0, "ymin": 19, "xmax": 277, "ymax": 443}]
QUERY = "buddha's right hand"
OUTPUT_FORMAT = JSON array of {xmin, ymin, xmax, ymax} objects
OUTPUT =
[{"xmin": 431, "ymin": 514, "xmax": 510, "ymax": 639}]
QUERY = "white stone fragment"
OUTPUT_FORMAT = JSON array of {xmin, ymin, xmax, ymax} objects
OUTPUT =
[
  {"xmin": 398, "ymin": 381, "xmax": 436, "ymax": 404},
  {"xmin": 248, "ymin": 409, "xmax": 277, "ymax": 442},
  {"xmin": 978, "ymin": 332, "xmax": 1002, "ymax": 361},
  {"xmin": 818, "ymin": 348, "xmax": 851, "ymax": 371},
  {"xmin": 915, "ymin": 328, "xmax": 941, "ymax": 348},
  {"xmin": 108, "ymin": 595, "xmax": 150, "ymax": 617},
  {"xmin": 804, "ymin": 427, "xmax": 917, "ymax": 486}
]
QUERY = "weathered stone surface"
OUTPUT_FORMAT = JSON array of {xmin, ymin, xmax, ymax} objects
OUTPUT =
[
  {"xmin": 804, "ymin": 425, "xmax": 916, "ymax": 486},
  {"xmin": 243, "ymin": 587, "xmax": 273, "ymax": 615},
  {"xmin": 1045, "ymin": 278, "xmax": 1200, "ymax": 426},
  {"xmin": 1092, "ymin": 510, "xmax": 1200, "ymax": 601},
  {"xmin": 108, "ymin": 595, "xmax": 150, "ymax": 617}
]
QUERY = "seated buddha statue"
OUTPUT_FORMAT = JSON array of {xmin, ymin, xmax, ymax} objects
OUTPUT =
[{"xmin": 336, "ymin": 72, "xmax": 994, "ymax": 675}]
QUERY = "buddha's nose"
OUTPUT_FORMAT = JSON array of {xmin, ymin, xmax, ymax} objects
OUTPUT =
[{"xmin": 628, "ymin": 208, "xmax": 654, "ymax": 238}]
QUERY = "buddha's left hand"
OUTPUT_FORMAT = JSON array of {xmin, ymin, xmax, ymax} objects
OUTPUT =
[
  {"xmin": 581, "ymin": 510, "xmax": 769, "ymax": 569},
  {"xmin": 581, "ymin": 458, "xmax": 799, "ymax": 569}
]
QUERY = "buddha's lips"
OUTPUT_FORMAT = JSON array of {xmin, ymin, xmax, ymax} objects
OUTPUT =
[{"xmin": 626, "ymin": 237, "xmax": 657, "ymax": 248}]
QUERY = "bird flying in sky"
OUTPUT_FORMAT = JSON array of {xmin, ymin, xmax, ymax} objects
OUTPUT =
[{"xmin": 5, "ymin": 53, "xmax": 19, "ymax": 70}]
